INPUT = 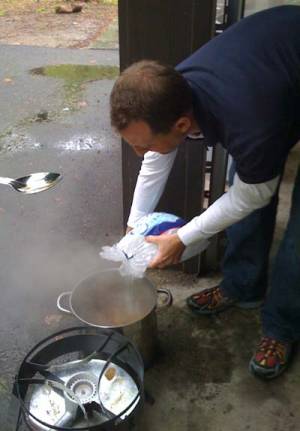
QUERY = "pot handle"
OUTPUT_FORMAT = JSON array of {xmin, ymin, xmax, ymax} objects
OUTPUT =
[
  {"xmin": 157, "ymin": 288, "xmax": 173, "ymax": 307},
  {"xmin": 57, "ymin": 292, "xmax": 72, "ymax": 314}
]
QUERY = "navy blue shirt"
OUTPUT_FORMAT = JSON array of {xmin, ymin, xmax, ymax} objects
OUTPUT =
[{"xmin": 176, "ymin": 6, "xmax": 300, "ymax": 183}]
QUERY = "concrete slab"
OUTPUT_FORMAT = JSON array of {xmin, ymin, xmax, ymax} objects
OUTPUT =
[{"xmin": 139, "ymin": 267, "xmax": 300, "ymax": 431}]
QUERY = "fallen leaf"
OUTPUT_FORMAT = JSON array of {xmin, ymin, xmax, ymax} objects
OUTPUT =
[
  {"xmin": 3, "ymin": 78, "xmax": 13, "ymax": 84},
  {"xmin": 78, "ymin": 100, "xmax": 88, "ymax": 108},
  {"xmin": 55, "ymin": 5, "xmax": 73, "ymax": 14},
  {"xmin": 72, "ymin": 5, "xmax": 83, "ymax": 13},
  {"xmin": 36, "ymin": 110, "xmax": 48, "ymax": 121}
]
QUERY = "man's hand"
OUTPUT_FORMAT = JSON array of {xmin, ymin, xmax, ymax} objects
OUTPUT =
[{"xmin": 145, "ymin": 233, "xmax": 185, "ymax": 269}]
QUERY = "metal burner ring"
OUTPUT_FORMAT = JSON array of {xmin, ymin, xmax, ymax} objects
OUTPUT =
[{"xmin": 66, "ymin": 372, "xmax": 98, "ymax": 404}]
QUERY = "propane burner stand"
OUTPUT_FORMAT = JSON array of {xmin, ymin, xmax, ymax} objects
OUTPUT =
[{"xmin": 13, "ymin": 327, "xmax": 144, "ymax": 431}]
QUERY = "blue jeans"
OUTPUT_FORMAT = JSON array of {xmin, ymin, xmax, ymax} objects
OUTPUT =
[{"xmin": 220, "ymin": 162, "xmax": 300, "ymax": 343}]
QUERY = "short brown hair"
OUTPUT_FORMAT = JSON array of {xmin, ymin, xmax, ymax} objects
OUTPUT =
[{"xmin": 110, "ymin": 60, "xmax": 193, "ymax": 134}]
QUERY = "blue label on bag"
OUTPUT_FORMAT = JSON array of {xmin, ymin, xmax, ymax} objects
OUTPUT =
[{"xmin": 132, "ymin": 212, "xmax": 186, "ymax": 236}]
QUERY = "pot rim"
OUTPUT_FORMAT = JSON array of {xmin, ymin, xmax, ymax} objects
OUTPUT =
[{"xmin": 67, "ymin": 268, "xmax": 158, "ymax": 329}]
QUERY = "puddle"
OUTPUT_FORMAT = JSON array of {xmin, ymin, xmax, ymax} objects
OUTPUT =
[
  {"xmin": 56, "ymin": 135, "xmax": 106, "ymax": 152},
  {"xmin": 0, "ymin": 131, "xmax": 42, "ymax": 154},
  {"xmin": 30, "ymin": 64, "xmax": 119, "ymax": 111},
  {"xmin": 31, "ymin": 64, "xmax": 119, "ymax": 81},
  {"xmin": 0, "ymin": 130, "xmax": 107, "ymax": 154}
]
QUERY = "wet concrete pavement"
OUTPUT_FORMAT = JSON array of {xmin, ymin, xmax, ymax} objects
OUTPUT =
[
  {"xmin": 1, "ymin": 43, "xmax": 300, "ymax": 431},
  {"xmin": 0, "ymin": 45, "xmax": 123, "ymax": 428}
]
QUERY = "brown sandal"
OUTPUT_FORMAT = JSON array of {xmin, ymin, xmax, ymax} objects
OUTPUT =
[
  {"xmin": 186, "ymin": 286, "xmax": 237, "ymax": 315},
  {"xmin": 249, "ymin": 336, "xmax": 292, "ymax": 379}
]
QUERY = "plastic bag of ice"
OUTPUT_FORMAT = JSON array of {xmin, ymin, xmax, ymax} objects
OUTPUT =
[{"xmin": 100, "ymin": 212, "xmax": 209, "ymax": 278}]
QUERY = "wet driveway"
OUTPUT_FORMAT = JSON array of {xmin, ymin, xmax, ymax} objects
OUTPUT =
[{"xmin": 0, "ymin": 45, "xmax": 122, "ymax": 428}]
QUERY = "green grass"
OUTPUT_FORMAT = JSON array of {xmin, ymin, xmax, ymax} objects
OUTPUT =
[
  {"xmin": 101, "ymin": 0, "xmax": 118, "ymax": 5},
  {"xmin": 36, "ymin": 7, "xmax": 47, "ymax": 13}
]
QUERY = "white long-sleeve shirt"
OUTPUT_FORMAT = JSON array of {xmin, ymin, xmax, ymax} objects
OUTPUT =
[{"xmin": 127, "ymin": 149, "xmax": 280, "ymax": 246}]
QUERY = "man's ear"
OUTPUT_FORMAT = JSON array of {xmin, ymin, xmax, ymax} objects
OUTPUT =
[{"xmin": 174, "ymin": 116, "xmax": 191, "ymax": 134}]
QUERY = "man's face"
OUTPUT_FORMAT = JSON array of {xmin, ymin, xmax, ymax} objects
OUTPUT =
[{"xmin": 120, "ymin": 119, "xmax": 190, "ymax": 157}]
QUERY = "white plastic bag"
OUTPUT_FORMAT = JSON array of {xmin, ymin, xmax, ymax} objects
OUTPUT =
[{"xmin": 100, "ymin": 212, "xmax": 209, "ymax": 278}]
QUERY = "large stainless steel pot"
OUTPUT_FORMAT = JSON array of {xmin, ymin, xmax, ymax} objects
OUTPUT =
[{"xmin": 57, "ymin": 269, "xmax": 172, "ymax": 367}]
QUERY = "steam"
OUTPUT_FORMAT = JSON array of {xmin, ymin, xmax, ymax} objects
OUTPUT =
[{"xmin": 0, "ymin": 153, "xmax": 122, "ymax": 320}]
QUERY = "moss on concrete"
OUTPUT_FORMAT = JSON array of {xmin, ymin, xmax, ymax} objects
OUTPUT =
[
  {"xmin": 0, "ymin": 377, "xmax": 8, "ymax": 395},
  {"xmin": 32, "ymin": 64, "xmax": 119, "ymax": 82},
  {"xmin": 30, "ymin": 64, "xmax": 119, "ymax": 112}
]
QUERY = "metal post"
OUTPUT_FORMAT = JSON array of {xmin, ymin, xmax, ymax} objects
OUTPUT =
[
  {"xmin": 119, "ymin": 0, "xmax": 217, "ymax": 273},
  {"xmin": 226, "ymin": 0, "xmax": 245, "ymax": 25},
  {"xmin": 201, "ymin": 0, "xmax": 245, "ymax": 273},
  {"xmin": 201, "ymin": 144, "xmax": 228, "ymax": 272}
]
